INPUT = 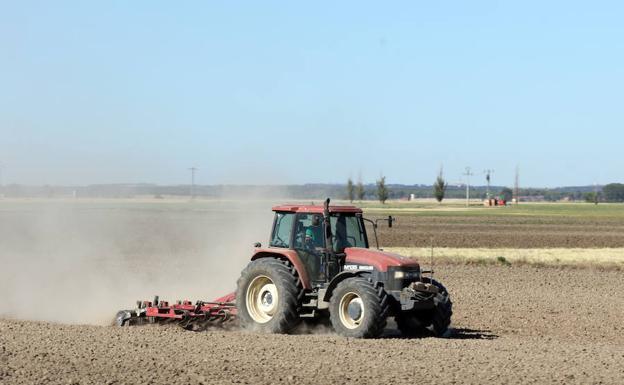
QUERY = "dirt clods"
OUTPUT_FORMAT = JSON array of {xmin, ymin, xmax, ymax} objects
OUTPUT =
[{"xmin": 2, "ymin": 264, "xmax": 623, "ymax": 384}]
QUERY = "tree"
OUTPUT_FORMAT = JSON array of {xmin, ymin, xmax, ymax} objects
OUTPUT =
[
  {"xmin": 356, "ymin": 176, "xmax": 365, "ymax": 201},
  {"xmin": 346, "ymin": 178, "xmax": 355, "ymax": 203},
  {"xmin": 376, "ymin": 176, "xmax": 389, "ymax": 204},
  {"xmin": 603, "ymin": 183, "xmax": 624, "ymax": 202},
  {"xmin": 499, "ymin": 187, "xmax": 513, "ymax": 202},
  {"xmin": 433, "ymin": 167, "xmax": 447, "ymax": 203},
  {"xmin": 584, "ymin": 192, "xmax": 599, "ymax": 204}
]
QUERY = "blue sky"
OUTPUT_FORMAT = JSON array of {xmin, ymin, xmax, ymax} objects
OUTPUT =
[{"xmin": 1, "ymin": 1, "xmax": 622, "ymax": 187}]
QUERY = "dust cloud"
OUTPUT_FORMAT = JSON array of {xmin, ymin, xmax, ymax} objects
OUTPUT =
[{"xmin": 0, "ymin": 198, "xmax": 283, "ymax": 325}]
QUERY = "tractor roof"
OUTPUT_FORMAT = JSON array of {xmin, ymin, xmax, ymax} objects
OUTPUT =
[{"xmin": 272, "ymin": 204, "xmax": 363, "ymax": 214}]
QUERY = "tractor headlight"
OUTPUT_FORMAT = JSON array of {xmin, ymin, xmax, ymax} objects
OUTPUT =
[{"xmin": 394, "ymin": 270, "xmax": 420, "ymax": 281}]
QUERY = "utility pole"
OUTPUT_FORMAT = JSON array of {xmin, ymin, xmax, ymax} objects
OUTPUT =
[
  {"xmin": 188, "ymin": 167, "xmax": 198, "ymax": 199},
  {"xmin": 514, "ymin": 165, "xmax": 520, "ymax": 205},
  {"xmin": 484, "ymin": 169, "xmax": 494, "ymax": 199},
  {"xmin": 463, "ymin": 167, "xmax": 473, "ymax": 207}
]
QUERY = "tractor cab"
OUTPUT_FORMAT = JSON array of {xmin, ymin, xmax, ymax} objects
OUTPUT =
[
  {"xmin": 269, "ymin": 205, "xmax": 368, "ymax": 250},
  {"xmin": 268, "ymin": 204, "xmax": 368, "ymax": 285}
]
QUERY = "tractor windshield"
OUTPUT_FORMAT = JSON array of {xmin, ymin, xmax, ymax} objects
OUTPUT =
[
  {"xmin": 331, "ymin": 213, "xmax": 368, "ymax": 251},
  {"xmin": 269, "ymin": 211, "xmax": 368, "ymax": 251}
]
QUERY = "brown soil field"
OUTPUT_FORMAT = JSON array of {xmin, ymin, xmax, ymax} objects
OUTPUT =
[
  {"xmin": 2, "ymin": 263, "xmax": 623, "ymax": 385},
  {"xmin": 2, "ymin": 201, "xmax": 623, "ymax": 384},
  {"xmin": 375, "ymin": 215, "xmax": 624, "ymax": 248}
]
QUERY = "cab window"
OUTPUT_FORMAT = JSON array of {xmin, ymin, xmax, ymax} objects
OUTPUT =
[
  {"xmin": 294, "ymin": 213, "xmax": 323, "ymax": 250},
  {"xmin": 270, "ymin": 212, "xmax": 294, "ymax": 248},
  {"xmin": 331, "ymin": 214, "xmax": 367, "ymax": 251}
]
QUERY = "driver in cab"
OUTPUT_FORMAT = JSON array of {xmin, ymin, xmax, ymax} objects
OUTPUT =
[{"xmin": 303, "ymin": 228, "xmax": 320, "ymax": 251}]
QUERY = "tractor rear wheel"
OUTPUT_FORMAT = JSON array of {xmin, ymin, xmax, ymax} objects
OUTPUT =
[
  {"xmin": 397, "ymin": 278, "xmax": 452, "ymax": 337},
  {"xmin": 329, "ymin": 277, "xmax": 389, "ymax": 338},
  {"xmin": 236, "ymin": 258, "xmax": 303, "ymax": 334}
]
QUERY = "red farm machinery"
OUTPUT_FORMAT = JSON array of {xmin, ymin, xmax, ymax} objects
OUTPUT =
[{"xmin": 116, "ymin": 199, "xmax": 452, "ymax": 338}]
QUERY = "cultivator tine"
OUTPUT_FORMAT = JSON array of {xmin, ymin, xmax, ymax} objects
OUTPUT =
[
  {"xmin": 178, "ymin": 311, "xmax": 194, "ymax": 330},
  {"xmin": 217, "ymin": 309, "xmax": 231, "ymax": 322}
]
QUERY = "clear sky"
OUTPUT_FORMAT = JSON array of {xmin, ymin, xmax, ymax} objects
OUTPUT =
[{"xmin": 1, "ymin": 1, "xmax": 622, "ymax": 187}]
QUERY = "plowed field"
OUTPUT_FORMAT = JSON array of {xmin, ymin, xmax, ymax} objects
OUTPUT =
[
  {"xmin": 1, "ymin": 200, "xmax": 623, "ymax": 384},
  {"xmin": 376, "ymin": 215, "xmax": 624, "ymax": 248},
  {"xmin": 2, "ymin": 264, "xmax": 623, "ymax": 384}
]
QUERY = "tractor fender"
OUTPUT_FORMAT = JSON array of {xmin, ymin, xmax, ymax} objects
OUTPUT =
[
  {"xmin": 250, "ymin": 248, "xmax": 312, "ymax": 289},
  {"xmin": 321, "ymin": 270, "xmax": 372, "ymax": 302}
]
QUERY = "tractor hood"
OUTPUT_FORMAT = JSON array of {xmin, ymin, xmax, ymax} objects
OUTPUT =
[{"xmin": 344, "ymin": 247, "xmax": 420, "ymax": 272}]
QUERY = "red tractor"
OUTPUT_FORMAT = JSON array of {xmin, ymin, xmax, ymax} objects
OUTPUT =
[{"xmin": 116, "ymin": 199, "xmax": 452, "ymax": 338}]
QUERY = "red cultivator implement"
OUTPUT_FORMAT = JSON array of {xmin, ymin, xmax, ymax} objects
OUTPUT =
[{"xmin": 115, "ymin": 293, "xmax": 237, "ymax": 330}]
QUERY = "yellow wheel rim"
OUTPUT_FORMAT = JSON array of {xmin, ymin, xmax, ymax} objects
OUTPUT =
[
  {"xmin": 338, "ymin": 292, "xmax": 364, "ymax": 329},
  {"xmin": 246, "ymin": 275, "xmax": 279, "ymax": 323}
]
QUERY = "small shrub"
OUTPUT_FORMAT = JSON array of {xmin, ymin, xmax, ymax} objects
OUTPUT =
[{"xmin": 496, "ymin": 256, "xmax": 511, "ymax": 266}]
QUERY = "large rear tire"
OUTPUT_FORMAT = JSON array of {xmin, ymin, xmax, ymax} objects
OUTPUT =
[
  {"xmin": 396, "ymin": 278, "xmax": 452, "ymax": 337},
  {"xmin": 236, "ymin": 258, "xmax": 303, "ymax": 334},
  {"xmin": 329, "ymin": 277, "xmax": 389, "ymax": 338}
]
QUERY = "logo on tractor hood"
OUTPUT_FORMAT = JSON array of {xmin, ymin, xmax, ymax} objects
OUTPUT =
[{"xmin": 343, "ymin": 264, "xmax": 374, "ymax": 271}]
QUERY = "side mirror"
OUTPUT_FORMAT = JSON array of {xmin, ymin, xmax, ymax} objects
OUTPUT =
[{"xmin": 388, "ymin": 216, "xmax": 394, "ymax": 228}]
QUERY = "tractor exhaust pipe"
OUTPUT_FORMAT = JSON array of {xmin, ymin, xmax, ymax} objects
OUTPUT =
[
  {"xmin": 322, "ymin": 198, "xmax": 341, "ymax": 281},
  {"xmin": 323, "ymin": 198, "xmax": 333, "ymax": 253}
]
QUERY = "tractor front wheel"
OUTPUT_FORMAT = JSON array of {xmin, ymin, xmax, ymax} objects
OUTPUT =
[
  {"xmin": 329, "ymin": 277, "xmax": 389, "ymax": 338},
  {"xmin": 236, "ymin": 258, "xmax": 303, "ymax": 334},
  {"xmin": 397, "ymin": 278, "xmax": 452, "ymax": 337}
]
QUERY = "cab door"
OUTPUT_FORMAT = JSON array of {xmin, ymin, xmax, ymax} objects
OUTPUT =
[{"xmin": 292, "ymin": 213, "xmax": 326, "ymax": 286}]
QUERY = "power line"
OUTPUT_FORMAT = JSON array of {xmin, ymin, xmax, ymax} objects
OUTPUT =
[
  {"xmin": 484, "ymin": 169, "xmax": 494, "ymax": 199},
  {"xmin": 188, "ymin": 167, "xmax": 198, "ymax": 199},
  {"xmin": 463, "ymin": 167, "xmax": 473, "ymax": 207},
  {"xmin": 514, "ymin": 165, "xmax": 520, "ymax": 205}
]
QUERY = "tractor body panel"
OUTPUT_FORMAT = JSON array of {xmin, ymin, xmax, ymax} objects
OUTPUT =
[
  {"xmin": 250, "ymin": 248, "xmax": 312, "ymax": 289},
  {"xmin": 343, "ymin": 247, "xmax": 420, "ymax": 272}
]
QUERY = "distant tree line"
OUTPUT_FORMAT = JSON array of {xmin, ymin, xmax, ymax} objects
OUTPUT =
[
  {"xmin": 3, "ymin": 182, "xmax": 624, "ymax": 202},
  {"xmin": 341, "ymin": 181, "xmax": 624, "ymax": 203},
  {"xmin": 603, "ymin": 183, "xmax": 624, "ymax": 202}
]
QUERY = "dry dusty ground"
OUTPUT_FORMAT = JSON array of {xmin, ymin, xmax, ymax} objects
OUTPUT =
[{"xmin": 2, "ymin": 263, "xmax": 623, "ymax": 385}]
